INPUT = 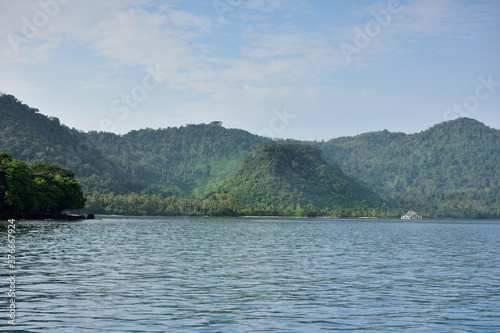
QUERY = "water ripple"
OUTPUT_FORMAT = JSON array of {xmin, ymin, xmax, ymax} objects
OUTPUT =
[{"xmin": 1, "ymin": 217, "xmax": 499, "ymax": 332}]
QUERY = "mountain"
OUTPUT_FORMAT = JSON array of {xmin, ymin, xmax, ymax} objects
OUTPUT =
[
  {"xmin": 319, "ymin": 118, "xmax": 500, "ymax": 218},
  {"xmin": 86, "ymin": 123, "xmax": 271, "ymax": 197},
  {"xmin": 0, "ymin": 94, "xmax": 269, "ymax": 197},
  {"xmin": 211, "ymin": 143, "xmax": 385, "ymax": 216},
  {"xmin": 1, "ymin": 93, "xmax": 499, "ymax": 217},
  {"xmin": 0, "ymin": 94, "xmax": 138, "ymax": 194}
]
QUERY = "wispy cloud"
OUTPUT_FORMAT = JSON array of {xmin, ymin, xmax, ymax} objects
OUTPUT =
[
  {"xmin": 0, "ymin": 0, "xmax": 498, "ymax": 139},
  {"xmin": 377, "ymin": 0, "xmax": 500, "ymax": 52}
]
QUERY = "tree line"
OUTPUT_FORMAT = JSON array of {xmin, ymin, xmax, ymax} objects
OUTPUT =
[
  {"xmin": 1, "ymin": 93, "xmax": 499, "ymax": 218},
  {"xmin": 85, "ymin": 191, "xmax": 402, "ymax": 218}
]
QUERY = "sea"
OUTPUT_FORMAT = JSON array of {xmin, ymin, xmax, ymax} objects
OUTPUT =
[{"xmin": 1, "ymin": 216, "xmax": 499, "ymax": 332}]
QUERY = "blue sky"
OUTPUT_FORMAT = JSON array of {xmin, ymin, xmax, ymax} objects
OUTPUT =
[{"xmin": 1, "ymin": 0, "xmax": 499, "ymax": 140}]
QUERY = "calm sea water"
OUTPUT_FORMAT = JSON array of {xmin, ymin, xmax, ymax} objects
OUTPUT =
[{"xmin": 1, "ymin": 217, "xmax": 500, "ymax": 332}]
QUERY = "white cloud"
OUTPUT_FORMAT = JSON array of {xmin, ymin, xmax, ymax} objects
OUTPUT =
[
  {"xmin": 0, "ymin": 0, "xmax": 498, "ymax": 139},
  {"xmin": 83, "ymin": 8, "xmax": 211, "ymax": 71},
  {"xmin": 241, "ymin": 0, "xmax": 305, "ymax": 13},
  {"xmin": 336, "ymin": 0, "xmax": 500, "ymax": 66},
  {"xmin": 166, "ymin": 9, "xmax": 213, "ymax": 32},
  {"xmin": 383, "ymin": 0, "xmax": 500, "ymax": 50},
  {"xmin": 215, "ymin": 0, "xmax": 306, "ymax": 22}
]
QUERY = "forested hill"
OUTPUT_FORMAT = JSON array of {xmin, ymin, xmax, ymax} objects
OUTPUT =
[
  {"xmin": 211, "ymin": 143, "xmax": 385, "ymax": 216},
  {"xmin": 87, "ymin": 124, "xmax": 271, "ymax": 196},
  {"xmin": 319, "ymin": 118, "xmax": 500, "ymax": 217},
  {"xmin": 0, "ymin": 94, "xmax": 270, "ymax": 198},
  {"xmin": 0, "ymin": 94, "xmax": 137, "ymax": 194},
  {"xmin": 1, "ymin": 93, "xmax": 499, "ymax": 217}
]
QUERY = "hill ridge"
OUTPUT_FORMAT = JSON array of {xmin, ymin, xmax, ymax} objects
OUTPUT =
[
  {"xmin": 1, "ymin": 93, "xmax": 498, "ymax": 217},
  {"xmin": 212, "ymin": 143, "xmax": 385, "ymax": 216}
]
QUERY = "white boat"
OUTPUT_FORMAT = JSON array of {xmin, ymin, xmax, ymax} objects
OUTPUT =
[{"xmin": 401, "ymin": 209, "xmax": 422, "ymax": 220}]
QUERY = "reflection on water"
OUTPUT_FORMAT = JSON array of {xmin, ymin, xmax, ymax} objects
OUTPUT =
[{"xmin": 1, "ymin": 217, "xmax": 500, "ymax": 332}]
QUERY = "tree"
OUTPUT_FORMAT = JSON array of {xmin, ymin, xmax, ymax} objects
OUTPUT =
[
  {"xmin": 31, "ymin": 163, "xmax": 86, "ymax": 213},
  {"xmin": 0, "ymin": 152, "xmax": 13, "ymax": 210},
  {"xmin": 1, "ymin": 157, "xmax": 37, "ymax": 211},
  {"xmin": 0, "ymin": 154, "xmax": 86, "ymax": 214}
]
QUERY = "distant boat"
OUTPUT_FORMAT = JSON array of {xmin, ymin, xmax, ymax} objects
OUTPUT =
[{"xmin": 401, "ymin": 209, "xmax": 422, "ymax": 220}]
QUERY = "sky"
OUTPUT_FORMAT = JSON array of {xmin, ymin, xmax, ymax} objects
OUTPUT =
[{"xmin": 1, "ymin": 0, "xmax": 499, "ymax": 141}]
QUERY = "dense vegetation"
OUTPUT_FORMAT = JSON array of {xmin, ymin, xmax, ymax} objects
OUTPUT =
[
  {"xmin": 319, "ymin": 118, "xmax": 500, "ymax": 218},
  {"xmin": 0, "ymin": 152, "xmax": 86, "ymax": 215},
  {"xmin": 84, "ymin": 144, "xmax": 392, "ymax": 217},
  {"xmin": 1, "ymin": 93, "xmax": 498, "ymax": 218},
  {"xmin": 0, "ymin": 94, "xmax": 137, "ymax": 195},
  {"xmin": 209, "ymin": 143, "xmax": 387, "ymax": 216},
  {"xmin": 86, "ymin": 123, "xmax": 270, "ymax": 197}
]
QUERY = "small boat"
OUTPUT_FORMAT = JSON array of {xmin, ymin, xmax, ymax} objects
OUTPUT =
[{"xmin": 401, "ymin": 209, "xmax": 422, "ymax": 220}]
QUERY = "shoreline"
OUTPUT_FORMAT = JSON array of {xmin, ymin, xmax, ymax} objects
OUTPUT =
[
  {"xmin": 3, "ymin": 213, "xmax": 497, "ymax": 221},
  {"xmin": 0, "ymin": 212, "xmax": 94, "ymax": 221}
]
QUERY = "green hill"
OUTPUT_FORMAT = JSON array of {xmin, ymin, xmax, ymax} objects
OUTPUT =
[
  {"xmin": 1, "ymin": 93, "xmax": 498, "ymax": 218},
  {"xmin": 0, "ymin": 94, "xmax": 270, "ymax": 198},
  {"xmin": 0, "ymin": 94, "xmax": 138, "ymax": 194},
  {"xmin": 319, "ymin": 118, "xmax": 500, "ymax": 218},
  {"xmin": 212, "ymin": 143, "xmax": 386, "ymax": 216},
  {"xmin": 86, "ymin": 123, "xmax": 271, "ymax": 197}
]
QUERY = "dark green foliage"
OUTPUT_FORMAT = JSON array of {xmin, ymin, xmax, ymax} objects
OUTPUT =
[
  {"xmin": 84, "ymin": 191, "xmax": 393, "ymax": 217},
  {"xmin": 212, "ymin": 143, "xmax": 385, "ymax": 215},
  {"xmin": 1, "ymin": 152, "xmax": 36, "ymax": 211},
  {"xmin": 1, "ymin": 93, "xmax": 498, "ymax": 218},
  {"xmin": 0, "ymin": 94, "xmax": 138, "ymax": 195},
  {"xmin": 319, "ymin": 118, "xmax": 500, "ymax": 218},
  {"xmin": 86, "ymin": 123, "xmax": 271, "ymax": 197},
  {"xmin": 31, "ymin": 163, "xmax": 87, "ymax": 212},
  {"xmin": 0, "ymin": 153, "xmax": 86, "ymax": 214}
]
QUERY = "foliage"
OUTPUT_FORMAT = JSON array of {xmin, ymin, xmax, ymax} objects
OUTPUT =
[
  {"xmin": 86, "ymin": 123, "xmax": 271, "ymax": 197},
  {"xmin": 0, "ymin": 94, "xmax": 138, "ymax": 195},
  {"xmin": 0, "ymin": 152, "xmax": 86, "ymax": 214},
  {"xmin": 211, "ymin": 143, "xmax": 385, "ymax": 214},
  {"xmin": 1, "ymin": 93, "xmax": 499, "ymax": 218},
  {"xmin": 1, "ymin": 152, "xmax": 36, "ymax": 211},
  {"xmin": 318, "ymin": 118, "xmax": 500, "ymax": 218},
  {"xmin": 85, "ymin": 191, "xmax": 399, "ymax": 218}
]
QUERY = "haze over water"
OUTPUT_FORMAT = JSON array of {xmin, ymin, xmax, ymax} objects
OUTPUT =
[{"xmin": 2, "ymin": 217, "xmax": 500, "ymax": 332}]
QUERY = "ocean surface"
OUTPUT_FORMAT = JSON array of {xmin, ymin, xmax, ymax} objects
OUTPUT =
[{"xmin": 1, "ymin": 216, "xmax": 500, "ymax": 332}]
